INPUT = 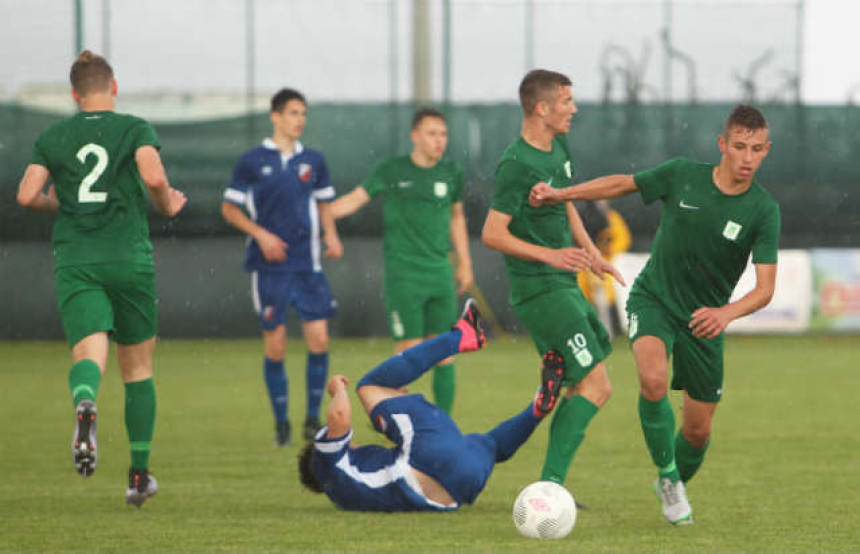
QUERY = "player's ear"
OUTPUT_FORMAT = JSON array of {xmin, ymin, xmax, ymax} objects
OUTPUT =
[
  {"xmin": 110, "ymin": 79, "xmax": 118, "ymax": 97},
  {"xmin": 71, "ymin": 88, "xmax": 81, "ymax": 105}
]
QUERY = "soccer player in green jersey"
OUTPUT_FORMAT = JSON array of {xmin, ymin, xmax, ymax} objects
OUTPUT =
[
  {"xmin": 330, "ymin": 108, "xmax": 473, "ymax": 414},
  {"xmin": 530, "ymin": 105, "xmax": 780, "ymax": 525},
  {"xmin": 482, "ymin": 69, "xmax": 624, "ymax": 505},
  {"xmin": 16, "ymin": 51, "xmax": 186, "ymax": 507}
]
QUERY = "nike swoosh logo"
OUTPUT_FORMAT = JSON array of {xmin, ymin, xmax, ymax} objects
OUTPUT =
[{"xmin": 679, "ymin": 200, "xmax": 699, "ymax": 210}]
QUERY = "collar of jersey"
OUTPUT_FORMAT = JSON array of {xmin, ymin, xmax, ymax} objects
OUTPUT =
[{"xmin": 262, "ymin": 138, "xmax": 303, "ymax": 156}]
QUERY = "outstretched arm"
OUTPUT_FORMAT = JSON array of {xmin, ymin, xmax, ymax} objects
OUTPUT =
[
  {"xmin": 136, "ymin": 146, "xmax": 186, "ymax": 216},
  {"xmin": 330, "ymin": 186, "xmax": 371, "ymax": 220},
  {"xmin": 531, "ymin": 174, "xmax": 638, "ymax": 206},
  {"xmin": 689, "ymin": 263, "xmax": 777, "ymax": 339},
  {"xmin": 450, "ymin": 202, "xmax": 473, "ymax": 294},
  {"xmin": 324, "ymin": 375, "xmax": 352, "ymax": 439},
  {"xmin": 16, "ymin": 164, "xmax": 59, "ymax": 213},
  {"xmin": 566, "ymin": 203, "xmax": 626, "ymax": 286},
  {"xmin": 481, "ymin": 208, "xmax": 591, "ymax": 272}
]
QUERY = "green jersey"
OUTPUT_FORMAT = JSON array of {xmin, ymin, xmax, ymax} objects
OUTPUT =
[
  {"xmin": 492, "ymin": 135, "xmax": 578, "ymax": 305},
  {"xmin": 632, "ymin": 157, "xmax": 781, "ymax": 320},
  {"xmin": 30, "ymin": 110, "xmax": 160, "ymax": 269},
  {"xmin": 361, "ymin": 155, "xmax": 463, "ymax": 274}
]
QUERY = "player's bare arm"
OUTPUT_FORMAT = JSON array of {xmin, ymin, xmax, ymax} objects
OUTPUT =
[
  {"xmin": 16, "ymin": 164, "xmax": 59, "ymax": 213},
  {"xmin": 530, "ymin": 174, "xmax": 638, "ymax": 207},
  {"xmin": 221, "ymin": 201, "xmax": 288, "ymax": 263},
  {"xmin": 329, "ymin": 186, "xmax": 371, "ymax": 220},
  {"xmin": 450, "ymin": 202, "xmax": 474, "ymax": 294},
  {"xmin": 324, "ymin": 375, "xmax": 352, "ymax": 438},
  {"xmin": 136, "ymin": 146, "xmax": 187, "ymax": 216},
  {"xmin": 482, "ymin": 209, "xmax": 590, "ymax": 273},
  {"xmin": 565, "ymin": 203, "xmax": 627, "ymax": 286},
  {"xmin": 318, "ymin": 201, "xmax": 343, "ymax": 259},
  {"xmin": 690, "ymin": 263, "xmax": 777, "ymax": 339}
]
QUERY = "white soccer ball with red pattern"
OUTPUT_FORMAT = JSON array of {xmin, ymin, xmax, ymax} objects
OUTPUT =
[{"xmin": 512, "ymin": 481, "xmax": 577, "ymax": 539}]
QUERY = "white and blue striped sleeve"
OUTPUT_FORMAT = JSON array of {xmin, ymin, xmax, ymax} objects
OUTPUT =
[
  {"xmin": 223, "ymin": 156, "xmax": 253, "ymax": 206},
  {"xmin": 311, "ymin": 155, "xmax": 336, "ymax": 202}
]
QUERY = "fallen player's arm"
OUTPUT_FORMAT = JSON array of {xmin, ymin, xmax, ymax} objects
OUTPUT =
[{"xmin": 325, "ymin": 375, "xmax": 352, "ymax": 439}]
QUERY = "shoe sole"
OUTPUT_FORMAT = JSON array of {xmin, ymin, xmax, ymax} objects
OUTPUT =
[
  {"xmin": 72, "ymin": 403, "xmax": 97, "ymax": 477},
  {"xmin": 535, "ymin": 351, "xmax": 565, "ymax": 414},
  {"xmin": 457, "ymin": 299, "xmax": 486, "ymax": 351}
]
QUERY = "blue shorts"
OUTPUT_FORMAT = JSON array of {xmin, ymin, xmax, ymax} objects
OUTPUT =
[
  {"xmin": 252, "ymin": 270, "xmax": 337, "ymax": 330},
  {"xmin": 370, "ymin": 394, "xmax": 496, "ymax": 506}
]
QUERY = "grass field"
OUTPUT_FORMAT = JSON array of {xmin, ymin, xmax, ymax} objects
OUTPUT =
[{"xmin": 1, "ymin": 335, "xmax": 858, "ymax": 552}]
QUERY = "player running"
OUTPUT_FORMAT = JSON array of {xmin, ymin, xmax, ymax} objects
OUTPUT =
[
  {"xmin": 222, "ymin": 88, "xmax": 343, "ymax": 446},
  {"xmin": 329, "ymin": 108, "xmax": 473, "ymax": 415},
  {"xmin": 482, "ymin": 69, "xmax": 623, "ymax": 507},
  {"xmin": 16, "ymin": 50, "xmax": 186, "ymax": 506},
  {"xmin": 529, "ymin": 105, "xmax": 780, "ymax": 525},
  {"xmin": 298, "ymin": 300, "xmax": 564, "ymax": 512}
]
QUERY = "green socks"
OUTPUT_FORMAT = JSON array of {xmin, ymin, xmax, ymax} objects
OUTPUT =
[
  {"xmin": 540, "ymin": 395, "xmax": 600, "ymax": 484},
  {"xmin": 125, "ymin": 379, "xmax": 157, "ymax": 470},
  {"xmin": 639, "ymin": 394, "xmax": 680, "ymax": 482},
  {"xmin": 433, "ymin": 363, "xmax": 456, "ymax": 414},
  {"xmin": 676, "ymin": 431, "xmax": 709, "ymax": 483},
  {"xmin": 68, "ymin": 359, "xmax": 101, "ymax": 406}
]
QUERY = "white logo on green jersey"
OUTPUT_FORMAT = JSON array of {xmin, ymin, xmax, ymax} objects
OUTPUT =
[
  {"xmin": 723, "ymin": 220, "xmax": 742, "ymax": 240},
  {"xmin": 564, "ymin": 161, "xmax": 572, "ymax": 178},
  {"xmin": 567, "ymin": 334, "xmax": 593, "ymax": 368},
  {"xmin": 679, "ymin": 200, "xmax": 699, "ymax": 210},
  {"xmin": 628, "ymin": 313, "xmax": 639, "ymax": 338},
  {"xmin": 434, "ymin": 182, "xmax": 448, "ymax": 198},
  {"xmin": 397, "ymin": 181, "xmax": 412, "ymax": 188}
]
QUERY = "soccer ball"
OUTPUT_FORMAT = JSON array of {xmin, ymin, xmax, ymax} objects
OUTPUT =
[{"xmin": 512, "ymin": 481, "xmax": 577, "ymax": 539}]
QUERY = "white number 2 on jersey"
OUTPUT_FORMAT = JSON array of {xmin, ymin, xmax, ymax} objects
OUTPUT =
[{"xmin": 76, "ymin": 143, "xmax": 109, "ymax": 203}]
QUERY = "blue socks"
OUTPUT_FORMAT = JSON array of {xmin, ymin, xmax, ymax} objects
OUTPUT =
[
  {"xmin": 263, "ymin": 358, "xmax": 288, "ymax": 423},
  {"xmin": 357, "ymin": 331, "xmax": 460, "ymax": 389},
  {"xmin": 306, "ymin": 352, "xmax": 328, "ymax": 419},
  {"xmin": 488, "ymin": 404, "xmax": 542, "ymax": 463}
]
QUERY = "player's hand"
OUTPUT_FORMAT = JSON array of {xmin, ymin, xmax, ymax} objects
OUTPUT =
[
  {"xmin": 46, "ymin": 184, "xmax": 57, "ymax": 200},
  {"xmin": 455, "ymin": 264, "xmax": 474, "ymax": 295},
  {"xmin": 324, "ymin": 234, "xmax": 343, "ymax": 259},
  {"xmin": 689, "ymin": 306, "xmax": 732, "ymax": 339},
  {"xmin": 529, "ymin": 182, "xmax": 561, "ymax": 207},
  {"xmin": 165, "ymin": 188, "xmax": 187, "ymax": 217},
  {"xmin": 544, "ymin": 247, "xmax": 591, "ymax": 273},
  {"xmin": 589, "ymin": 254, "xmax": 627, "ymax": 286},
  {"xmin": 256, "ymin": 230, "xmax": 288, "ymax": 263},
  {"xmin": 326, "ymin": 374, "xmax": 349, "ymax": 396}
]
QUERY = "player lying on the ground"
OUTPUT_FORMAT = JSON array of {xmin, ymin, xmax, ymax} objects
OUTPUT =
[{"xmin": 298, "ymin": 299, "xmax": 565, "ymax": 511}]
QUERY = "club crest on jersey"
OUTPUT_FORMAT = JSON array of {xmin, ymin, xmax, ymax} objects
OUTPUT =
[
  {"xmin": 564, "ymin": 161, "xmax": 572, "ymax": 178},
  {"xmin": 434, "ymin": 182, "xmax": 448, "ymax": 198},
  {"xmin": 723, "ymin": 220, "xmax": 742, "ymax": 241},
  {"xmin": 298, "ymin": 163, "xmax": 312, "ymax": 182}
]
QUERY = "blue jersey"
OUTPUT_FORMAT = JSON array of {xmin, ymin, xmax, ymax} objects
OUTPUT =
[
  {"xmin": 311, "ymin": 394, "xmax": 498, "ymax": 512},
  {"xmin": 224, "ymin": 139, "xmax": 335, "ymax": 273}
]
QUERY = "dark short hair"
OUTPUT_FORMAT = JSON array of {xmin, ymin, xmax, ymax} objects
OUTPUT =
[
  {"xmin": 271, "ymin": 88, "xmax": 307, "ymax": 113},
  {"xmin": 411, "ymin": 107, "xmax": 446, "ymax": 130},
  {"xmin": 70, "ymin": 50, "xmax": 113, "ymax": 96},
  {"xmin": 724, "ymin": 104, "xmax": 768, "ymax": 135},
  {"xmin": 519, "ymin": 69, "xmax": 572, "ymax": 115},
  {"xmin": 298, "ymin": 442, "xmax": 325, "ymax": 493}
]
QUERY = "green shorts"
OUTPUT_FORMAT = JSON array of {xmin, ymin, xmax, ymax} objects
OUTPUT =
[
  {"xmin": 384, "ymin": 267, "xmax": 457, "ymax": 341},
  {"xmin": 514, "ymin": 286, "xmax": 612, "ymax": 386},
  {"xmin": 55, "ymin": 262, "xmax": 158, "ymax": 348},
  {"xmin": 626, "ymin": 290, "xmax": 724, "ymax": 403}
]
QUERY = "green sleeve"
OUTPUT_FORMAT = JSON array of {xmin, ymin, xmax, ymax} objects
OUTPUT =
[
  {"xmin": 492, "ymin": 160, "xmax": 529, "ymax": 216},
  {"xmin": 132, "ymin": 119, "xmax": 161, "ymax": 150},
  {"xmin": 633, "ymin": 157, "xmax": 684, "ymax": 205},
  {"xmin": 451, "ymin": 163, "xmax": 464, "ymax": 203},
  {"xmin": 751, "ymin": 201, "xmax": 781, "ymax": 264},
  {"xmin": 361, "ymin": 157, "xmax": 390, "ymax": 199},
  {"xmin": 29, "ymin": 134, "xmax": 49, "ymax": 167}
]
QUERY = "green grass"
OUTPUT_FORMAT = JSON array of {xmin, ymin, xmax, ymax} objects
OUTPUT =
[{"xmin": 1, "ymin": 335, "xmax": 858, "ymax": 552}]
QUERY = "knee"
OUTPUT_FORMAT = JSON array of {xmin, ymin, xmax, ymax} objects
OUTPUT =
[
  {"xmin": 682, "ymin": 421, "xmax": 712, "ymax": 448},
  {"xmin": 576, "ymin": 371, "xmax": 612, "ymax": 407},
  {"xmin": 638, "ymin": 371, "xmax": 668, "ymax": 401}
]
